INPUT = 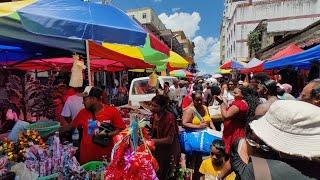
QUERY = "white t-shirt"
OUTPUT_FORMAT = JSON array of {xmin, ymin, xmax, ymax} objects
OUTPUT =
[
  {"xmin": 180, "ymin": 87, "xmax": 188, "ymax": 97},
  {"xmin": 61, "ymin": 95, "xmax": 84, "ymax": 120},
  {"xmin": 223, "ymin": 90, "xmax": 234, "ymax": 106}
]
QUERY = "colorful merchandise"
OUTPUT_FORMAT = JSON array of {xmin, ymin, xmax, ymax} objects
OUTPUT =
[{"xmin": 105, "ymin": 118, "xmax": 158, "ymax": 180}]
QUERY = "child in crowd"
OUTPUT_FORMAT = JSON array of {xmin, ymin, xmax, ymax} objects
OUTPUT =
[{"xmin": 199, "ymin": 140, "xmax": 235, "ymax": 180}]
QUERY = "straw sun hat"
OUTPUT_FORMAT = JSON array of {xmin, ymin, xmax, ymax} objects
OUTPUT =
[{"xmin": 250, "ymin": 100, "xmax": 320, "ymax": 158}]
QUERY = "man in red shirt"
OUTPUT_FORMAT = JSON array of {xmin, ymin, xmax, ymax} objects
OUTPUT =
[{"xmin": 71, "ymin": 86, "xmax": 125, "ymax": 164}]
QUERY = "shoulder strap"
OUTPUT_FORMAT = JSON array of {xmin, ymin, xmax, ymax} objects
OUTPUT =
[
  {"xmin": 251, "ymin": 156, "xmax": 272, "ymax": 180},
  {"xmin": 192, "ymin": 107, "xmax": 204, "ymax": 122}
]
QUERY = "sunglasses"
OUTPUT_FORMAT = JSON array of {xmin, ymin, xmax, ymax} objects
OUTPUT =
[{"xmin": 246, "ymin": 138, "xmax": 270, "ymax": 152}]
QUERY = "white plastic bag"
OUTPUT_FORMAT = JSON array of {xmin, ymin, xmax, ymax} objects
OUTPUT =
[{"xmin": 11, "ymin": 162, "xmax": 38, "ymax": 180}]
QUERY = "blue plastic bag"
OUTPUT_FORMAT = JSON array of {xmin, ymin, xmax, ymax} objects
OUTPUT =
[{"xmin": 179, "ymin": 129, "xmax": 222, "ymax": 155}]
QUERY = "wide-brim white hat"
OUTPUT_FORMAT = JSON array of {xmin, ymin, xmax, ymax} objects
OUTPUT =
[{"xmin": 250, "ymin": 100, "xmax": 320, "ymax": 158}]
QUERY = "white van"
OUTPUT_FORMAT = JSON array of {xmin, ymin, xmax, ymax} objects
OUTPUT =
[{"xmin": 128, "ymin": 76, "xmax": 177, "ymax": 106}]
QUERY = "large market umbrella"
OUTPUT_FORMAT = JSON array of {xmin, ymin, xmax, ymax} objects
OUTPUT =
[
  {"xmin": 167, "ymin": 51, "xmax": 189, "ymax": 70},
  {"xmin": 220, "ymin": 60, "xmax": 246, "ymax": 69},
  {"xmin": 0, "ymin": 10, "xmax": 151, "ymax": 69},
  {"xmin": 7, "ymin": 0, "xmax": 170, "ymax": 55},
  {"xmin": 215, "ymin": 68, "xmax": 232, "ymax": 74},
  {"xmin": 89, "ymin": 41, "xmax": 153, "ymax": 69},
  {"xmin": 102, "ymin": 35, "xmax": 168, "ymax": 68},
  {"xmin": 15, "ymin": 0, "xmax": 147, "ymax": 46},
  {"xmin": 169, "ymin": 69, "xmax": 193, "ymax": 78},
  {"xmin": 0, "ymin": 36, "xmax": 71, "ymax": 63}
]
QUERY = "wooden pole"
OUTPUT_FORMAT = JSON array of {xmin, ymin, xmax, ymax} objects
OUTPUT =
[{"xmin": 85, "ymin": 40, "xmax": 92, "ymax": 86}]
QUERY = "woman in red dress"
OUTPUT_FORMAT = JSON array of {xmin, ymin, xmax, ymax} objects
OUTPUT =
[
  {"xmin": 150, "ymin": 95, "xmax": 181, "ymax": 180},
  {"xmin": 220, "ymin": 87, "xmax": 260, "ymax": 153}
]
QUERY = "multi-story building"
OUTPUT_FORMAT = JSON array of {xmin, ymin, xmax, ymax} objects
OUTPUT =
[
  {"xmin": 174, "ymin": 31, "xmax": 195, "ymax": 63},
  {"xmin": 126, "ymin": 8, "xmax": 186, "ymax": 56},
  {"xmin": 127, "ymin": 8, "xmax": 197, "ymax": 73},
  {"xmin": 220, "ymin": 0, "xmax": 320, "ymax": 63},
  {"xmin": 256, "ymin": 19, "xmax": 320, "ymax": 60}
]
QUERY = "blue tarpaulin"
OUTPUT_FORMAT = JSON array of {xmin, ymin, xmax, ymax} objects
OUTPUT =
[
  {"xmin": 264, "ymin": 44, "xmax": 320, "ymax": 70},
  {"xmin": 0, "ymin": 36, "xmax": 71, "ymax": 63},
  {"xmin": 17, "ymin": 0, "xmax": 146, "ymax": 46}
]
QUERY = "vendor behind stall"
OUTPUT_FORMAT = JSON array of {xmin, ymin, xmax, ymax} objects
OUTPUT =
[{"xmin": 71, "ymin": 86, "xmax": 125, "ymax": 164}]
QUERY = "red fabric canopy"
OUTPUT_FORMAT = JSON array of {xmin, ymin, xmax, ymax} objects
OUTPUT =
[
  {"xmin": 11, "ymin": 57, "xmax": 126, "ymax": 72},
  {"xmin": 149, "ymin": 32, "xmax": 170, "ymax": 56},
  {"xmin": 240, "ymin": 44, "xmax": 304, "ymax": 74},
  {"xmin": 240, "ymin": 63, "xmax": 264, "ymax": 74},
  {"xmin": 220, "ymin": 60, "xmax": 232, "ymax": 69},
  {"xmin": 89, "ymin": 41, "xmax": 153, "ymax": 69},
  {"xmin": 269, "ymin": 44, "xmax": 303, "ymax": 61}
]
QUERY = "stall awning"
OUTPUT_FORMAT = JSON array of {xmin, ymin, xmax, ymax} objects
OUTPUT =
[
  {"xmin": 11, "ymin": 57, "xmax": 126, "ymax": 72},
  {"xmin": 220, "ymin": 60, "xmax": 246, "ymax": 69},
  {"xmin": 0, "ymin": 36, "xmax": 71, "ymax": 63},
  {"xmin": 268, "ymin": 44, "xmax": 304, "ymax": 61},
  {"xmin": 240, "ymin": 58, "xmax": 264, "ymax": 74},
  {"xmin": 264, "ymin": 44, "xmax": 320, "ymax": 70}
]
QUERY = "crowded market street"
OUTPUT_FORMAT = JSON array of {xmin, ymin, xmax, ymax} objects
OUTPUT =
[{"xmin": 0, "ymin": 0, "xmax": 320, "ymax": 180}]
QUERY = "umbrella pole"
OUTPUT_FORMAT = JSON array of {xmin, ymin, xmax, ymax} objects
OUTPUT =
[{"xmin": 85, "ymin": 40, "xmax": 92, "ymax": 86}]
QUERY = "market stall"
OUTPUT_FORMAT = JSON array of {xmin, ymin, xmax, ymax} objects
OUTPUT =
[{"xmin": 264, "ymin": 44, "xmax": 320, "ymax": 70}]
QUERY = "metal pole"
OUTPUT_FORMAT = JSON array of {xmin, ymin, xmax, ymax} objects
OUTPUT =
[
  {"xmin": 85, "ymin": 40, "xmax": 92, "ymax": 86},
  {"xmin": 170, "ymin": 38, "xmax": 173, "ymax": 50}
]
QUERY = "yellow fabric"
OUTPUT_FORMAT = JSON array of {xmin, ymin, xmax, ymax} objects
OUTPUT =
[
  {"xmin": 168, "ymin": 51, "xmax": 189, "ymax": 68},
  {"xmin": 128, "ymin": 69, "xmax": 153, "ymax": 73},
  {"xmin": 192, "ymin": 106, "xmax": 211, "ymax": 125},
  {"xmin": 199, "ymin": 158, "xmax": 236, "ymax": 180},
  {"xmin": 0, "ymin": 0, "xmax": 36, "ymax": 17},
  {"xmin": 217, "ymin": 69, "xmax": 232, "ymax": 74},
  {"xmin": 102, "ymin": 42, "xmax": 144, "ymax": 60}
]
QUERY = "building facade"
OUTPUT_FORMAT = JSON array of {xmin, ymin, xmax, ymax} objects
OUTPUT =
[
  {"xmin": 174, "ymin": 31, "xmax": 195, "ymax": 63},
  {"xmin": 126, "ymin": 7, "xmax": 195, "ymax": 63},
  {"xmin": 220, "ymin": 0, "xmax": 320, "ymax": 63},
  {"xmin": 256, "ymin": 19, "xmax": 320, "ymax": 60}
]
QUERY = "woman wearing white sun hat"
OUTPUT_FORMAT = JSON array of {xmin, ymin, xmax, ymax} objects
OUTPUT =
[{"xmin": 218, "ymin": 100, "xmax": 320, "ymax": 180}]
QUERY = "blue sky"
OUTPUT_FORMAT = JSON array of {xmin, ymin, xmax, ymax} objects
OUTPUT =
[{"xmin": 111, "ymin": 0, "xmax": 225, "ymax": 74}]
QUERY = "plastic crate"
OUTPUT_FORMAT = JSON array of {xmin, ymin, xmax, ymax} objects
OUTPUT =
[
  {"xmin": 81, "ymin": 161, "xmax": 104, "ymax": 172},
  {"xmin": 37, "ymin": 173, "xmax": 60, "ymax": 180},
  {"xmin": 26, "ymin": 121, "xmax": 60, "ymax": 137}
]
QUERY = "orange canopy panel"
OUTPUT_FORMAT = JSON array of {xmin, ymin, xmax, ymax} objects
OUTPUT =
[
  {"xmin": 268, "ymin": 44, "xmax": 304, "ymax": 61},
  {"xmin": 88, "ymin": 41, "xmax": 153, "ymax": 69}
]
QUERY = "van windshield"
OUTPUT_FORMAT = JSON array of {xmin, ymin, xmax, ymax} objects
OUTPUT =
[{"xmin": 132, "ymin": 79, "xmax": 158, "ymax": 95}]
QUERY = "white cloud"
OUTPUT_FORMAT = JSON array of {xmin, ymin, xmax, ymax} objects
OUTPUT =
[
  {"xmin": 158, "ymin": 11, "xmax": 220, "ymax": 73},
  {"xmin": 193, "ymin": 36, "xmax": 221, "ymax": 72},
  {"xmin": 158, "ymin": 12, "xmax": 201, "ymax": 38},
  {"xmin": 172, "ymin": 8, "xmax": 181, "ymax": 12}
]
